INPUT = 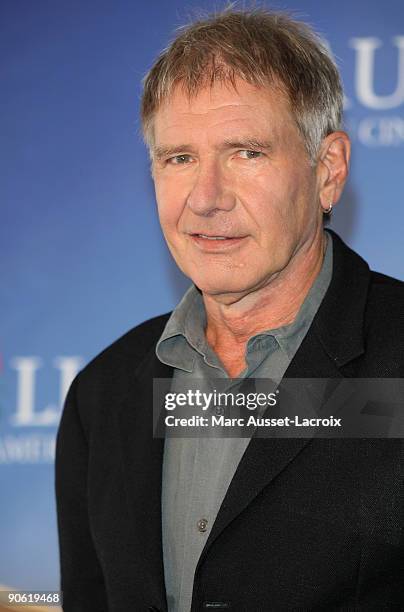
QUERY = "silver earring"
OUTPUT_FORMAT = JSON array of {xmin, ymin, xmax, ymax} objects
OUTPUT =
[{"xmin": 323, "ymin": 203, "xmax": 333, "ymax": 214}]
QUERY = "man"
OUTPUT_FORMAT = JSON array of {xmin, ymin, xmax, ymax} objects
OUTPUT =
[{"xmin": 55, "ymin": 8, "xmax": 404, "ymax": 611}]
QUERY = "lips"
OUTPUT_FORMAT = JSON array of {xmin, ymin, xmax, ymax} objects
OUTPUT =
[
  {"xmin": 189, "ymin": 233, "xmax": 247, "ymax": 251},
  {"xmin": 191, "ymin": 233, "xmax": 244, "ymax": 239},
  {"xmin": 195, "ymin": 234, "xmax": 233, "ymax": 240}
]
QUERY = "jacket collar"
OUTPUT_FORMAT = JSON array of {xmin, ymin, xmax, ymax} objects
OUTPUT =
[{"xmin": 313, "ymin": 229, "xmax": 370, "ymax": 368}]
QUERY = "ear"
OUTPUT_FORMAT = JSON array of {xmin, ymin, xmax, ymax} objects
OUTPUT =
[{"xmin": 316, "ymin": 131, "xmax": 351, "ymax": 213}]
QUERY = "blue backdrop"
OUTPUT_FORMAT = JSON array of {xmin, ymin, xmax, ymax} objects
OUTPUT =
[{"xmin": 1, "ymin": 0, "xmax": 403, "ymax": 596}]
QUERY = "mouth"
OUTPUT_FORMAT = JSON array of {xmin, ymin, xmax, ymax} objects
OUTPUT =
[
  {"xmin": 189, "ymin": 233, "xmax": 247, "ymax": 251},
  {"xmin": 195, "ymin": 234, "xmax": 231, "ymax": 240}
]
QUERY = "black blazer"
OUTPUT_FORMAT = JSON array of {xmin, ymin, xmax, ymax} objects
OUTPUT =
[{"xmin": 56, "ymin": 230, "xmax": 404, "ymax": 611}]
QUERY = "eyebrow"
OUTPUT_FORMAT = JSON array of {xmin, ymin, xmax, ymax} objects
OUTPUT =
[
  {"xmin": 152, "ymin": 138, "xmax": 273, "ymax": 160},
  {"xmin": 221, "ymin": 138, "xmax": 273, "ymax": 151}
]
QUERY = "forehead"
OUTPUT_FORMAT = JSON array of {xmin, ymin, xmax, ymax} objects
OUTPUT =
[{"xmin": 152, "ymin": 78, "xmax": 295, "ymax": 144}]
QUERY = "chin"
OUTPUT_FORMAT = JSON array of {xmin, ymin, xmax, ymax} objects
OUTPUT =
[{"xmin": 190, "ymin": 274, "xmax": 255, "ymax": 297}]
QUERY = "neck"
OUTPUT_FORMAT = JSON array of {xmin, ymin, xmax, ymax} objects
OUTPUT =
[{"xmin": 203, "ymin": 230, "xmax": 326, "ymax": 375}]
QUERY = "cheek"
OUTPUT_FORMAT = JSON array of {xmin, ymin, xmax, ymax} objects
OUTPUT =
[
  {"xmin": 238, "ymin": 174, "xmax": 293, "ymax": 231},
  {"xmin": 154, "ymin": 173, "xmax": 192, "ymax": 232},
  {"xmin": 242, "ymin": 170, "xmax": 313, "ymax": 244},
  {"xmin": 157, "ymin": 207, "xmax": 180, "ymax": 244},
  {"xmin": 155, "ymin": 182, "xmax": 180, "ymax": 231}
]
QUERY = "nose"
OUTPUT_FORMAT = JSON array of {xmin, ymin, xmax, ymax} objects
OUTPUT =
[{"xmin": 186, "ymin": 160, "xmax": 235, "ymax": 217}]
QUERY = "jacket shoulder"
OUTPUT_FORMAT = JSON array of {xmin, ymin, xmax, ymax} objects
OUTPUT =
[
  {"xmin": 78, "ymin": 312, "xmax": 171, "ymax": 386},
  {"xmin": 61, "ymin": 313, "xmax": 171, "ymax": 436},
  {"xmin": 367, "ymin": 270, "xmax": 404, "ymax": 313},
  {"xmin": 370, "ymin": 270, "xmax": 404, "ymax": 288},
  {"xmin": 361, "ymin": 271, "xmax": 404, "ymax": 375}
]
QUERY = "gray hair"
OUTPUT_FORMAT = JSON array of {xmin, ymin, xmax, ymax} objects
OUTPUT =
[{"xmin": 141, "ymin": 7, "xmax": 343, "ymax": 164}]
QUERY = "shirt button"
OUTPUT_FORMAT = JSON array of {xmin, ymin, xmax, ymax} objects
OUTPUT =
[
  {"xmin": 215, "ymin": 405, "xmax": 224, "ymax": 416},
  {"xmin": 197, "ymin": 518, "xmax": 208, "ymax": 532}
]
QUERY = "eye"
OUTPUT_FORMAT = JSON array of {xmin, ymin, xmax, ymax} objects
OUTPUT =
[
  {"xmin": 238, "ymin": 150, "xmax": 263, "ymax": 160},
  {"xmin": 167, "ymin": 154, "xmax": 193, "ymax": 165}
]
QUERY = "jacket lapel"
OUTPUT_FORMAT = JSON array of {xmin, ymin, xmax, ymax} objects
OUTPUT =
[
  {"xmin": 115, "ymin": 347, "xmax": 173, "ymax": 611},
  {"xmin": 197, "ymin": 330, "xmax": 343, "ymax": 569},
  {"xmin": 197, "ymin": 230, "xmax": 371, "ymax": 567}
]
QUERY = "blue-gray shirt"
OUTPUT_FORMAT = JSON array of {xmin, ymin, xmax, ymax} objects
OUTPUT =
[{"xmin": 157, "ymin": 233, "xmax": 333, "ymax": 612}]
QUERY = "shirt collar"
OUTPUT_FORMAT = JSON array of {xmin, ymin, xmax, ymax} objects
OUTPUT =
[{"xmin": 156, "ymin": 286, "xmax": 205, "ymax": 372}]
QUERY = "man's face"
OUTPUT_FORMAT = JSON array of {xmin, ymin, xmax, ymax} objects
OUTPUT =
[{"xmin": 151, "ymin": 78, "xmax": 323, "ymax": 299}]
